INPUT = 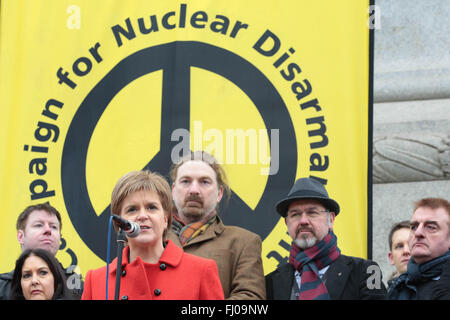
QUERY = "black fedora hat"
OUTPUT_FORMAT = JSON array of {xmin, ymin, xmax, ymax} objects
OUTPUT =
[{"xmin": 275, "ymin": 178, "xmax": 340, "ymax": 217}]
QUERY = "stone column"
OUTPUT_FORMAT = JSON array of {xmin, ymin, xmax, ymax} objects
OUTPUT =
[{"xmin": 372, "ymin": 0, "xmax": 450, "ymax": 285}]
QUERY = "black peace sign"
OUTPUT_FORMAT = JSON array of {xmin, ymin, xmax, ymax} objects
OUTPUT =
[{"xmin": 61, "ymin": 41, "xmax": 297, "ymax": 261}]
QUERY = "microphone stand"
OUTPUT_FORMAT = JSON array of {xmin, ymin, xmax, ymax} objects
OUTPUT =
[{"xmin": 114, "ymin": 228, "xmax": 127, "ymax": 300}]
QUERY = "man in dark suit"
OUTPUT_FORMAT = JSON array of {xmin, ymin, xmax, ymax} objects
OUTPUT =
[
  {"xmin": 265, "ymin": 178, "xmax": 386, "ymax": 300},
  {"xmin": 388, "ymin": 198, "xmax": 450, "ymax": 300}
]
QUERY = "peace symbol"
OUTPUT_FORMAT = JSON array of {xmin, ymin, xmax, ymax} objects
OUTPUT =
[{"xmin": 61, "ymin": 41, "xmax": 297, "ymax": 260}]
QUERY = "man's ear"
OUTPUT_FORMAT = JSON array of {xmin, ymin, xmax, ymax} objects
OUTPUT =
[
  {"xmin": 388, "ymin": 252, "xmax": 395, "ymax": 266},
  {"xmin": 217, "ymin": 187, "xmax": 223, "ymax": 203},
  {"xmin": 328, "ymin": 212, "xmax": 336, "ymax": 231},
  {"xmin": 17, "ymin": 230, "xmax": 25, "ymax": 246}
]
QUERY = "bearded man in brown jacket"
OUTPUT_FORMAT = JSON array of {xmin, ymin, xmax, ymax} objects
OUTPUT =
[{"xmin": 167, "ymin": 151, "xmax": 266, "ymax": 300}]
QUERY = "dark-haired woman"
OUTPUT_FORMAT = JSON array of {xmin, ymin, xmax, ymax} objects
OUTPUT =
[{"xmin": 10, "ymin": 248, "xmax": 73, "ymax": 300}]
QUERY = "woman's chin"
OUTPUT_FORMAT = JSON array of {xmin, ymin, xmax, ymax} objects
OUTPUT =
[{"xmin": 129, "ymin": 233, "xmax": 161, "ymax": 246}]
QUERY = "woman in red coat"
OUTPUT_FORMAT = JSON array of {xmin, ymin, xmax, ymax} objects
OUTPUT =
[{"xmin": 82, "ymin": 170, "xmax": 224, "ymax": 300}]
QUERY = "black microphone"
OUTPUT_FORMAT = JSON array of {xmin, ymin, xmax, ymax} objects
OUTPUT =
[{"xmin": 111, "ymin": 214, "xmax": 141, "ymax": 238}]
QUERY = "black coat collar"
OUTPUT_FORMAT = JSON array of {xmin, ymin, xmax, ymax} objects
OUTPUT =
[{"xmin": 268, "ymin": 255, "xmax": 352, "ymax": 300}]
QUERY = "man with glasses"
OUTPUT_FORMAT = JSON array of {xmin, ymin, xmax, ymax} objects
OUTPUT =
[{"xmin": 265, "ymin": 177, "xmax": 387, "ymax": 300}]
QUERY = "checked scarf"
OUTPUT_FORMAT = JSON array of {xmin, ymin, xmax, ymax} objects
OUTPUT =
[
  {"xmin": 289, "ymin": 231, "xmax": 341, "ymax": 300},
  {"xmin": 388, "ymin": 250, "xmax": 450, "ymax": 300},
  {"xmin": 172, "ymin": 211, "xmax": 217, "ymax": 246}
]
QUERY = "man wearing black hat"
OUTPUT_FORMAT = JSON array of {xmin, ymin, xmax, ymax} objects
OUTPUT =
[{"xmin": 265, "ymin": 178, "xmax": 387, "ymax": 300}]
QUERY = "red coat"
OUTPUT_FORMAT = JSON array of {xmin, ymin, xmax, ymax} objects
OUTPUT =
[{"xmin": 82, "ymin": 240, "xmax": 224, "ymax": 300}]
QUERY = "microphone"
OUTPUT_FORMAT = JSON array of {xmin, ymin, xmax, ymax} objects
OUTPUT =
[{"xmin": 111, "ymin": 214, "xmax": 141, "ymax": 238}]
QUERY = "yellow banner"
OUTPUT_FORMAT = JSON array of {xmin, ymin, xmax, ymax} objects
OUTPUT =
[{"xmin": 0, "ymin": 0, "xmax": 371, "ymax": 276}]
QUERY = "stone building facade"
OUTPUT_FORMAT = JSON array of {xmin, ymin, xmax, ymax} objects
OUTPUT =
[{"xmin": 372, "ymin": 0, "xmax": 449, "ymax": 284}]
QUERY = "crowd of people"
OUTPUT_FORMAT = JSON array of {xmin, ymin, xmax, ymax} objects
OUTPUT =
[{"xmin": 0, "ymin": 150, "xmax": 448, "ymax": 300}]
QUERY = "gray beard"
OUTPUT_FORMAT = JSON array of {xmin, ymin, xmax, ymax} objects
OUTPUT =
[{"xmin": 294, "ymin": 236, "xmax": 317, "ymax": 249}]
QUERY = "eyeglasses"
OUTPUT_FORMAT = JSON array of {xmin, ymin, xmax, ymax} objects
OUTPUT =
[{"xmin": 286, "ymin": 209, "xmax": 329, "ymax": 220}]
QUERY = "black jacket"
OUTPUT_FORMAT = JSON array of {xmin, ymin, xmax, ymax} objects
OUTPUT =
[
  {"xmin": 411, "ymin": 259, "xmax": 450, "ymax": 300},
  {"xmin": 0, "ymin": 271, "xmax": 13, "ymax": 300},
  {"xmin": 265, "ymin": 254, "xmax": 387, "ymax": 300}
]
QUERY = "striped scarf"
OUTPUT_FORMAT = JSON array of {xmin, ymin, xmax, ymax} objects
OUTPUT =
[
  {"xmin": 289, "ymin": 231, "xmax": 340, "ymax": 300},
  {"xmin": 172, "ymin": 211, "xmax": 217, "ymax": 246}
]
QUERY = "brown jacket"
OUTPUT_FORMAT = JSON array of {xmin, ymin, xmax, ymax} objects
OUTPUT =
[{"xmin": 168, "ymin": 216, "xmax": 266, "ymax": 300}]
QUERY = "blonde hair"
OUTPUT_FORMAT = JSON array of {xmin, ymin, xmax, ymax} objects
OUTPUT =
[{"xmin": 111, "ymin": 170, "xmax": 173, "ymax": 240}]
